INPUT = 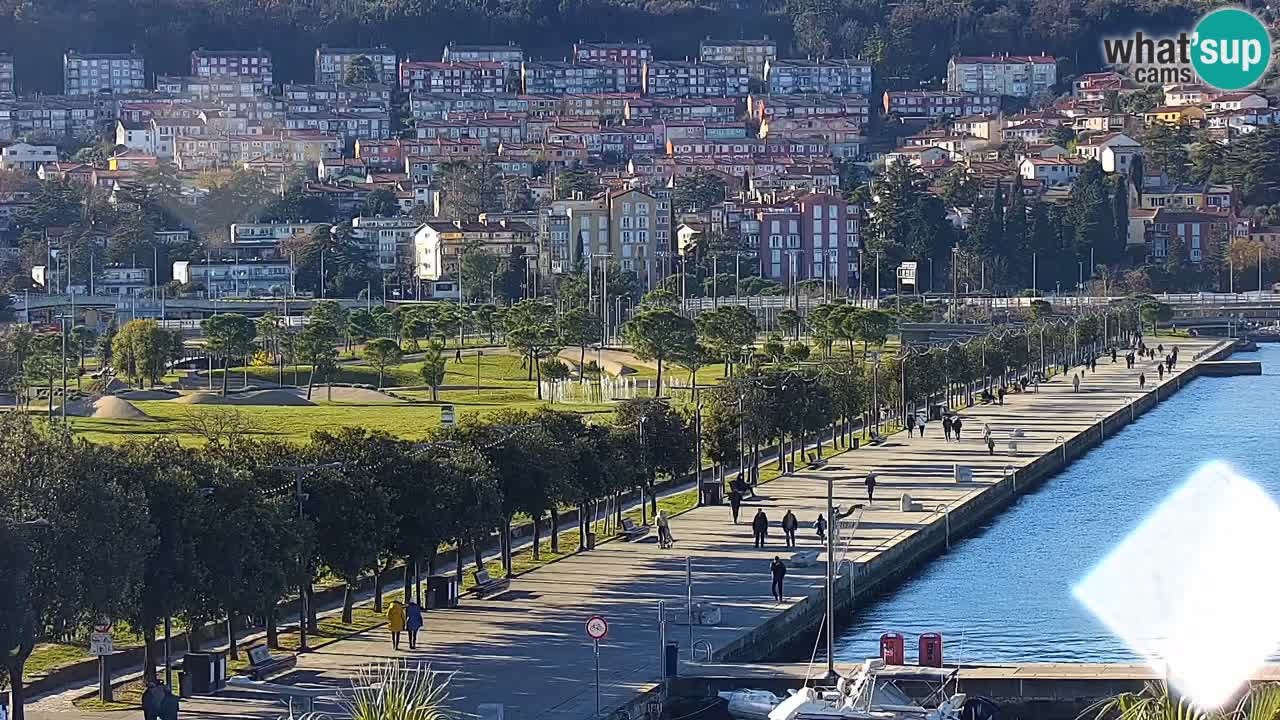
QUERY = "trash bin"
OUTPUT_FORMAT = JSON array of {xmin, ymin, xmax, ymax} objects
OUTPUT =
[
  {"xmin": 664, "ymin": 642, "xmax": 680, "ymax": 677},
  {"xmin": 701, "ymin": 482, "xmax": 722, "ymax": 506},
  {"xmin": 182, "ymin": 652, "xmax": 222, "ymax": 694},
  {"xmin": 850, "ymin": 438, "xmax": 860, "ymax": 450},
  {"xmin": 585, "ymin": 531, "xmax": 597, "ymax": 550},
  {"xmin": 209, "ymin": 650, "xmax": 227, "ymax": 691},
  {"xmin": 177, "ymin": 671, "xmax": 191, "ymax": 698},
  {"xmin": 427, "ymin": 574, "xmax": 459, "ymax": 609},
  {"xmin": 930, "ymin": 403, "xmax": 945, "ymax": 421}
]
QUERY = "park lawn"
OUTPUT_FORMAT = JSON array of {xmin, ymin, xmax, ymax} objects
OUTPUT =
[
  {"xmin": 215, "ymin": 352, "xmax": 536, "ymax": 390},
  {"xmin": 68, "ymin": 390, "xmax": 616, "ymax": 445}
]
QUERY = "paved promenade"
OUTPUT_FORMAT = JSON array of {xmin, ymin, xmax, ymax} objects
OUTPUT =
[{"xmin": 24, "ymin": 337, "xmax": 1223, "ymax": 720}]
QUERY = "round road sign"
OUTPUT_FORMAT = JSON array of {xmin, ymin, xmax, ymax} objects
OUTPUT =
[
  {"xmin": 586, "ymin": 615, "xmax": 608, "ymax": 640},
  {"xmin": 92, "ymin": 618, "xmax": 112, "ymax": 634}
]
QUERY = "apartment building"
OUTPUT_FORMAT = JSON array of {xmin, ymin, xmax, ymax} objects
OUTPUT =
[
  {"xmin": 0, "ymin": 95, "xmax": 111, "ymax": 140},
  {"xmin": 699, "ymin": 38, "xmax": 776, "ymax": 81},
  {"xmin": 521, "ymin": 61, "xmax": 631, "ymax": 94},
  {"xmin": 765, "ymin": 59, "xmax": 872, "ymax": 96},
  {"xmin": 64, "ymin": 51, "xmax": 145, "ymax": 95},
  {"xmin": 946, "ymin": 54, "xmax": 1057, "ymax": 98},
  {"xmin": 174, "ymin": 260, "xmax": 292, "ymax": 297},
  {"xmin": 441, "ymin": 43, "xmax": 524, "ymax": 80},
  {"xmin": 572, "ymin": 41, "xmax": 652, "ymax": 90},
  {"xmin": 284, "ymin": 83, "xmax": 393, "ymax": 107},
  {"xmin": 543, "ymin": 196, "xmax": 608, "ymax": 274},
  {"xmin": 755, "ymin": 193, "xmax": 859, "ymax": 289},
  {"xmin": 882, "ymin": 90, "xmax": 1001, "ymax": 118},
  {"xmin": 226, "ymin": 222, "xmax": 323, "ymax": 260},
  {"xmin": 608, "ymin": 187, "xmax": 661, "ymax": 278},
  {"xmin": 1, "ymin": 142, "xmax": 57, "ymax": 172},
  {"xmin": 413, "ymin": 219, "xmax": 537, "ymax": 281},
  {"xmin": 191, "ymin": 49, "xmax": 273, "ymax": 87},
  {"xmin": 625, "ymin": 97, "xmax": 739, "ymax": 122},
  {"xmin": 399, "ymin": 61, "xmax": 505, "ymax": 94},
  {"xmin": 642, "ymin": 61, "xmax": 749, "ymax": 98},
  {"xmin": 351, "ymin": 216, "xmax": 419, "ymax": 271},
  {"xmin": 155, "ymin": 75, "xmax": 261, "ymax": 99},
  {"xmin": 0, "ymin": 53, "xmax": 13, "ymax": 97},
  {"xmin": 315, "ymin": 46, "xmax": 398, "ymax": 84}
]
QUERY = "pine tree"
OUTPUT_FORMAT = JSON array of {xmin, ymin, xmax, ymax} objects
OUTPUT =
[{"xmin": 1005, "ymin": 175, "xmax": 1029, "ymax": 286}]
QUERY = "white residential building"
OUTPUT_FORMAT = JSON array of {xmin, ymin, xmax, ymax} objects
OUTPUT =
[
  {"xmin": 1075, "ymin": 132, "xmax": 1143, "ymax": 174},
  {"xmin": 63, "ymin": 51, "xmax": 145, "ymax": 95},
  {"xmin": 351, "ymin": 216, "xmax": 419, "ymax": 271},
  {"xmin": 228, "ymin": 222, "xmax": 323, "ymax": 259},
  {"xmin": 699, "ymin": 38, "xmax": 776, "ymax": 81},
  {"xmin": 946, "ymin": 54, "xmax": 1057, "ymax": 98},
  {"xmin": 1019, "ymin": 157, "xmax": 1087, "ymax": 186},
  {"xmin": 765, "ymin": 59, "xmax": 872, "ymax": 96},
  {"xmin": 174, "ymin": 260, "xmax": 292, "ymax": 297},
  {"xmin": 1, "ymin": 142, "xmax": 57, "ymax": 172}
]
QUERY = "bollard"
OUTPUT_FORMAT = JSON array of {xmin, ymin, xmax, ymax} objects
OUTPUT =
[
  {"xmin": 1003, "ymin": 465, "xmax": 1016, "ymax": 492},
  {"xmin": 935, "ymin": 504, "xmax": 950, "ymax": 550},
  {"xmin": 1056, "ymin": 435, "xmax": 1066, "ymax": 462}
]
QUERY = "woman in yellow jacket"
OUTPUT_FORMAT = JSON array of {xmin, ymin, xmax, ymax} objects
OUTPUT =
[{"xmin": 386, "ymin": 600, "xmax": 407, "ymax": 650}]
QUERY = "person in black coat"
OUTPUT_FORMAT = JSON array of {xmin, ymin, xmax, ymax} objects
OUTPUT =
[
  {"xmin": 770, "ymin": 556, "xmax": 787, "ymax": 602},
  {"xmin": 728, "ymin": 489, "xmax": 742, "ymax": 524},
  {"xmin": 752, "ymin": 509, "xmax": 769, "ymax": 548},
  {"xmin": 781, "ymin": 510, "xmax": 799, "ymax": 548}
]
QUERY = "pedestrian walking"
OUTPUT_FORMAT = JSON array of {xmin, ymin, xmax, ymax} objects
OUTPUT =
[
  {"xmin": 143, "ymin": 678, "xmax": 165, "ymax": 720},
  {"xmin": 752, "ymin": 509, "xmax": 769, "ymax": 548},
  {"xmin": 782, "ymin": 509, "xmax": 799, "ymax": 548},
  {"xmin": 1111, "ymin": 348, "xmax": 1117, "ymax": 363},
  {"xmin": 728, "ymin": 489, "xmax": 742, "ymax": 524},
  {"xmin": 1158, "ymin": 364, "xmax": 1164, "ymax": 381},
  {"xmin": 387, "ymin": 599, "xmax": 407, "ymax": 650},
  {"xmin": 998, "ymin": 386, "xmax": 1005, "ymax": 405},
  {"xmin": 864, "ymin": 473, "xmax": 877, "ymax": 504},
  {"xmin": 455, "ymin": 348, "xmax": 462, "ymax": 363},
  {"xmin": 406, "ymin": 600, "xmax": 424, "ymax": 650},
  {"xmin": 815, "ymin": 513, "xmax": 827, "ymax": 542},
  {"xmin": 1090, "ymin": 357, "xmax": 1097, "ymax": 372},
  {"xmin": 657, "ymin": 509, "xmax": 675, "ymax": 548},
  {"xmin": 986, "ymin": 435, "xmax": 996, "ymax": 455},
  {"xmin": 918, "ymin": 416, "xmax": 928, "ymax": 437},
  {"xmin": 1072, "ymin": 373, "xmax": 1080, "ymax": 393},
  {"xmin": 159, "ymin": 685, "xmax": 180, "ymax": 720},
  {"xmin": 906, "ymin": 413, "xmax": 916, "ymax": 437},
  {"xmin": 952, "ymin": 416, "xmax": 964, "ymax": 440},
  {"xmin": 1139, "ymin": 372, "xmax": 1146, "ymax": 388},
  {"xmin": 942, "ymin": 415, "xmax": 953, "ymax": 441},
  {"xmin": 982, "ymin": 422, "xmax": 992, "ymax": 444},
  {"xmin": 1158, "ymin": 343, "xmax": 1164, "ymax": 355},
  {"xmin": 770, "ymin": 556, "xmax": 787, "ymax": 602}
]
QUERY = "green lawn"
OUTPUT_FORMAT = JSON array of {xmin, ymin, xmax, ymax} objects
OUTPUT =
[{"xmin": 215, "ymin": 352, "xmax": 548, "ymax": 390}]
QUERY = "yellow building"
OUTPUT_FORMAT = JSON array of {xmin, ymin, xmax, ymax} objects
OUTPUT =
[{"xmin": 1142, "ymin": 105, "xmax": 1206, "ymax": 126}]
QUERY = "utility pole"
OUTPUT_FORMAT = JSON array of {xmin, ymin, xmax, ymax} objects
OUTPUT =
[{"xmin": 825, "ymin": 471, "xmax": 836, "ymax": 680}]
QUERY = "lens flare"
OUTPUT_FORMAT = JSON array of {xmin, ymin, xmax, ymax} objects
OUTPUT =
[{"xmin": 1073, "ymin": 461, "xmax": 1280, "ymax": 708}]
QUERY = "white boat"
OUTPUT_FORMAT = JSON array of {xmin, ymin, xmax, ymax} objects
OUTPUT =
[
  {"xmin": 718, "ymin": 689, "xmax": 785, "ymax": 720},
  {"xmin": 722, "ymin": 659, "xmax": 993, "ymax": 720}
]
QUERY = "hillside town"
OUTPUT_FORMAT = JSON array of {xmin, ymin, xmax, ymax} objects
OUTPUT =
[{"xmin": 0, "ymin": 40, "xmax": 1278, "ymax": 304}]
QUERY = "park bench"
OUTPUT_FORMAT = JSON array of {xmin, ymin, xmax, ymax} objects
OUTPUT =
[
  {"xmin": 472, "ymin": 568, "xmax": 511, "ymax": 599},
  {"xmin": 868, "ymin": 431, "xmax": 886, "ymax": 446},
  {"xmin": 620, "ymin": 517, "xmax": 651, "ymax": 542},
  {"xmin": 789, "ymin": 550, "xmax": 820, "ymax": 568},
  {"xmin": 241, "ymin": 644, "xmax": 296, "ymax": 681}
]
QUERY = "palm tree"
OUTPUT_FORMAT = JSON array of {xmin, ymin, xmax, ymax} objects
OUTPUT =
[{"xmin": 1086, "ymin": 681, "xmax": 1280, "ymax": 720}]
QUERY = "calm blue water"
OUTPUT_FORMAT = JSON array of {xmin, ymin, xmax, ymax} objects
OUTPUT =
[{"xmin": 833, "ymin": 345, "xmax": 1280, "ymax": 663}]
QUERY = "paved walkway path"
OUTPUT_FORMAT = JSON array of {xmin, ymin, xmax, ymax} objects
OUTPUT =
[{"xmin": 22, "ymin": 338, "xmax": 1221, "ymax": 720}]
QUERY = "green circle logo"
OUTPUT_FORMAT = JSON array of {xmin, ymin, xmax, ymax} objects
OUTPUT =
[{"xmin": 1191, "ymin": 8, "xmax": 1272, "ymax": 90}]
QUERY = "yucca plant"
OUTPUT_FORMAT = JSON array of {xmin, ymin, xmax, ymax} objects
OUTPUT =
[
  {"xmin": 339, "ymin": 661, "xmax": 461, "ymax": 720},
  {"xmin": 1085, "ymin": 681, "xmax": 1280, "ymax": 720}
]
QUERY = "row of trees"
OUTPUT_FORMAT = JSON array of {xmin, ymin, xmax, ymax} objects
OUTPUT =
[
  {"xmin": 0, "ymin": 398, "xmax": 694, "ymax": 719},
  {"xmin": 871, "ymin": 158, "xmax": 1138, "ymax": 296}
]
